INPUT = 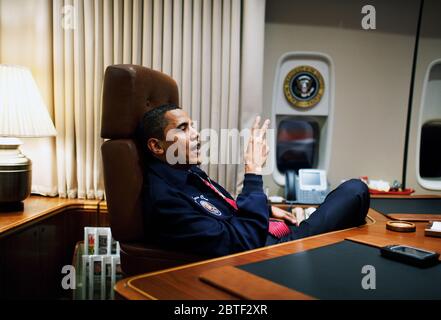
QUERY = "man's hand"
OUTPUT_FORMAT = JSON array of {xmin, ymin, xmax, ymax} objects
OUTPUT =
[
  {"xmin": 244, "ymin": 116, "xmax": 270, "ymax": 175},
  {"xmin": 271, "ymin": 206, "xmax": 297, "ymax": 225}
]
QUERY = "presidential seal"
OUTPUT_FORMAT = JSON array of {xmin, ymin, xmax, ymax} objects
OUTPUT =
[{"xmin": 283, "ymin": 65, "xmax": 324, "ymax": 108}]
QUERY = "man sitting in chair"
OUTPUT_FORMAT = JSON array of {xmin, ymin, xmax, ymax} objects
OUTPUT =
[{"xmin": 138, "ymin": 104, "xmax": 369, "ymax": 257}]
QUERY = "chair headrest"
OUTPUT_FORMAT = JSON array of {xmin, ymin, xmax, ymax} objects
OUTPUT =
[{"xmin": 101, "ymin": 64, "xmax": 179, "ymax": 139}]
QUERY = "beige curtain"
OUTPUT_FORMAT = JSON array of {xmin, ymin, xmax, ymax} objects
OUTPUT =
[
  {"xmin": 237, "ymin": 0, "xmax": 266, "ymax": 194},
  {"xmin": 53, "ymin": 0, "xmax": 106, "ymax": 198},
  {"xmin": 52, "ymin": 0, "xmax": 260, "ymax": 197}
]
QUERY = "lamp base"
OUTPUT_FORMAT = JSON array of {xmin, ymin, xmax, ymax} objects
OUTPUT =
[
  {"xmin": 0, "ymin": 201, "xmax": 24, "ymax": 212},
  {"xmin": 0, "ymin": 138, "xmax": 32, "ymax": 205}
]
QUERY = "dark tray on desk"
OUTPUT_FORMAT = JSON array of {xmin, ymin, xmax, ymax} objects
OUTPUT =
[{"xmin": 237, "ymin": 240, "xmax": 441, "ymax": 299}]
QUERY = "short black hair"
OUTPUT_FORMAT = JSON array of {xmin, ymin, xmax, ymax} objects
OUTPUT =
[{"xmin": 137, "ymin": 103, "xmax": 180, "ymax": 143}]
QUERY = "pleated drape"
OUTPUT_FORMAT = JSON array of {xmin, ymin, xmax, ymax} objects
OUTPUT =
[{"xmin": 52, "ymin": 0, "xmax": 261, "ymax": 198}]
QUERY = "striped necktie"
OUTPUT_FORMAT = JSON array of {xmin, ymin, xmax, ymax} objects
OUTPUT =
[
  {"xmin": 197, "ymin": 175, "xmax": 238, "ymax": 211},
  {"xmin": 268, "ymin": 219, "xmax": 292, "ymax": 239}
]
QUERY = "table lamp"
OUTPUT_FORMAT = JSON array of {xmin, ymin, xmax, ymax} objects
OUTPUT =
[{"xmin": 0, "ymin": 65, "xmax": 57, "ymax": 209}]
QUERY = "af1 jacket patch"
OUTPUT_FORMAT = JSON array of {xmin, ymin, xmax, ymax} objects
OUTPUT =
[{"xmin": 193, "ymin": 195, "xmax": 222, "ymax": 216}]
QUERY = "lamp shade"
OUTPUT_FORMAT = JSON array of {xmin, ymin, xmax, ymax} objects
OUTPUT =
[{"xmin": 0, "ymin": 65, "xmax": 56, "ymax": 137}]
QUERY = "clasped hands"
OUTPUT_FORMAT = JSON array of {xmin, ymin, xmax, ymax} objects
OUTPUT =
[{"xmin": 271, "ymin": 206, "xmax": 299, "ymax": 226}]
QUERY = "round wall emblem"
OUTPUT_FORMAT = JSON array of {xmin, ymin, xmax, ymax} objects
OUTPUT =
[{"xmin": 283, "ymin": 65, "xmax": 324, "ymax": 108}]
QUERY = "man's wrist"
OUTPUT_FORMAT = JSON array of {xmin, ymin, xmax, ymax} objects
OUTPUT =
[{"xmin": 245, "ymin": 164, "xmax": 263, "ymax": 175}]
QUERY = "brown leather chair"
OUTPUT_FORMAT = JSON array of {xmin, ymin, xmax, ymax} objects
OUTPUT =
[{"xmin": 101, "ymin": 64, "xmax": 202, "ymax": 276}]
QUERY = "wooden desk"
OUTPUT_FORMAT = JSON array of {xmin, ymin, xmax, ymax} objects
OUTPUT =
[
  {"xmin": 114, "ymin": 209, "xmax": 441, "ymax": 300},
  {"xmin": 0, "ymin": 196, "xmax": 99, "ymax": 237},
  {"xmin": 0, "ymin": 196, "xmax": 109, "ymax": 299}
]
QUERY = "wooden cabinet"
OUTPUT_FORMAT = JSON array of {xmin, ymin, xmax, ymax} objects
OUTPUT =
[
  {"xmin": 38, "ymin": 213, "xmax": 67, "ymax": 299},
  {"xmin": 0, "ymin": 225, "xmax": 40, "ymax": 299},
  {"xmin": 0, "ymin": 197, "xmax": 108, "ymax": 299}
]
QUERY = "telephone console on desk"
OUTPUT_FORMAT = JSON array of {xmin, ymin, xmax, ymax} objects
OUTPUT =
[{"xmin": 285, "ymin": 169, "xmax": 329, "ymax": 205}]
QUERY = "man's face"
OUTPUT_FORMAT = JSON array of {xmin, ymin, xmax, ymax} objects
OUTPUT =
[{"xmin": 161, "ymin": 109, "xmax": 201, "ymax": 165}]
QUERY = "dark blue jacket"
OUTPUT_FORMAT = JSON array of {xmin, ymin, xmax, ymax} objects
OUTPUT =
[{"xmin": 142, "ymin": 158, "xmax": 270, "ymax": 257}]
